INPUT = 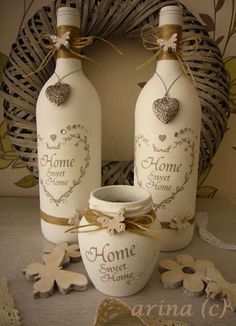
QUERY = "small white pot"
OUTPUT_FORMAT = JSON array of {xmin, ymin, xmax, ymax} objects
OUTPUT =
[{"xmin": 78, "ymin": 185, "xmax": 161, "ymax": 297}]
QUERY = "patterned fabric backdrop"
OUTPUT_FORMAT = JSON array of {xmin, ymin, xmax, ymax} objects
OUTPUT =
[{"xmin": 0, "ymin": 0, "xmax": 235, "ymax": 203}]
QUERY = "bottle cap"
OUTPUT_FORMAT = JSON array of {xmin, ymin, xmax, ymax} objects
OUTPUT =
[
  {"xmin": 159, "ymin": 5, "xmax": 183, "ymax": 26},
  {"xmin": 57, "ymin": 7, "xmax": 80, "ymax": 28}
]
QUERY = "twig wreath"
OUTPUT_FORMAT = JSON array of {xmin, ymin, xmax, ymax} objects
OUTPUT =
[{"xmin": 1, "ymin": 0, "xmax": 229, "ymax": 184}]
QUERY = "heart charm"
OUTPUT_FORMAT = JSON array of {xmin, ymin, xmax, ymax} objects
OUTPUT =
[
  {"xmin": 45, "ymin": 82, "xmax": 70, "ymax": 106},
  {"xmin": 153, "ymin": 96, "xmax": 179, "ymax": 124}
]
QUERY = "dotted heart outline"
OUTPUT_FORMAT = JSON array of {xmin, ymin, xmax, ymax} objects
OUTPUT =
[{"xmin": 38, "ymin": 130, "xmax": 90, "ymax": 206}]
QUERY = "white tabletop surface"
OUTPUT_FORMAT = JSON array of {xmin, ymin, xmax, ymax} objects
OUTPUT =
[{"xmin": 0, "ymin": 197, "xmax": 236, "ymax": 326}]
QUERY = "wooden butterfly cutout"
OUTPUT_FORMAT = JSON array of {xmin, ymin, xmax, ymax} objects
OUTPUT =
[
  {"xmin": 97, "ymin": 209, "xmax": 126, "ymax": 235},
  {"xmin": 44, "ymin": 242, "xmax": 81, "ymax": 266},
  {"xmin": 23, "ymin": 246, "xmax": 87, "ymax": 298},
  {"xmin": 205, "ymin": 266, "xmax": 236, "ymax": 311},
  {"xmin": 49, "ymin": 31, "xmax": 71, "ymax": 49},
  {"xmin": 157, "ymin": 33, "xmax": 178, "ymax": 53}
]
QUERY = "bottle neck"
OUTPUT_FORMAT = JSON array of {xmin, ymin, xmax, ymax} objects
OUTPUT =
[
  {"xmin": 158, "ymin": 24, "xmax": 182, "ymax": 61},
  {"xmin": 155, "ymin": 60, "xmax": 183, "ymax": 84},
  {"xmin": 56, "ymin": 25, "xmax": 81, "ymax": 60},
  {"xmin": 155, "ymin": 59, "xmax": 183, "ymax": 74},
  {"xmin": 55, "ymin": 58, "xmax": 82, "ymax": 75},
  {"xmin": 55, "ymin": 25, "xmax": 82, "ymax": 75}
]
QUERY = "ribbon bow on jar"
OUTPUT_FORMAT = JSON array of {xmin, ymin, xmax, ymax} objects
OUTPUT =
[{"xmin": 66, "ymin": 208, "xmax": 161, "ymax": 240}]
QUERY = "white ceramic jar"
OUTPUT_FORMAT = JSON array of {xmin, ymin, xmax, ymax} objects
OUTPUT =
[{"xmin": 78, "ymin": 185, "xmax": 161, "ymax": 297}]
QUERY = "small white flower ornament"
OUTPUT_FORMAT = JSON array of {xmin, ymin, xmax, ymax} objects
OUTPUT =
[
  {"xmin": 169, "ymin": 215, "xmax": 191, "ymax": 230},
  {"xmin": 68, "ymin": 209, "xmax": 80, "ymax": 227}
]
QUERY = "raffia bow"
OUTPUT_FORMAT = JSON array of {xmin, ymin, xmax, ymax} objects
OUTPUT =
[
  {"xmin": 25, "ymin": 28, "xmax": 123, "ymax": 76},
  {"xmin": 138, "ymin": 24, "xmax": 201, "ymax": 84},
  {"xmin": 66, "ymin": 208, "xmax": 161, "ymax": 240}
]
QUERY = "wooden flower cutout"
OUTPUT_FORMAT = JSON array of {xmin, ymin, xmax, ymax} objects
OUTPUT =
[
  {"xmin": 23, "ymin": 246, "xmax": 88, "ymax": 298},
  {"xmin": 159, "ymin": 254, "xmax": 215, "ymax": 296},
  {"xmin": 68, "ymin": 209, "xmax": 80, "ymax": 227},
  {"xmin": 169, "ymin": 215, "xmax": 191, "ymax": 230},
  {"xmin": 205, "ymin": 266, "xmax": 236, "ymax": 312}
]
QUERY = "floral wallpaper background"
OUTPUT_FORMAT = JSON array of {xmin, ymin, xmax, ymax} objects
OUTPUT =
[{"xmin": 0, "ymin": 0, "xmax": 235, "ymax": 203}]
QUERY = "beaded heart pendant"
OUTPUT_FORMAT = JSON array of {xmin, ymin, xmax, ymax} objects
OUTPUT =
[
  {"xmin": 153, "ymin": 96, "xmax": 179, "ymax": 124},
  {"xmin": 45, "ymin": 82, "xmax": 70, "ymax": 106}
]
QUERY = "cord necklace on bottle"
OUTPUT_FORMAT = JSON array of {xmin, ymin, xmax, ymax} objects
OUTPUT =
[
  {"xmin": 153, "ymin": 72, "xmax": 183, "ymax": 124},
  {"xmin": 45, "ymin": 68, "xmax": 82, "ymax": 106}
]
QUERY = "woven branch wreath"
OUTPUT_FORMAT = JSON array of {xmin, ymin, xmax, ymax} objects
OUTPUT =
[{"xmin": 1, "ymin": 0, "xmax": 229, "ymax": 184}]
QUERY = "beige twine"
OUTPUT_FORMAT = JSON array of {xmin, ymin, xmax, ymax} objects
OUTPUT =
[
  {"xmin": 66, "ymin": 208, "xmax": 161, "ymax": 240},
  {"xmin": 1, "ymin": 0, "xmax": 230, "ymax": 177},
  {"xmin": 138, "ymin": 24, "xmax": 201, "ymax": 85}
]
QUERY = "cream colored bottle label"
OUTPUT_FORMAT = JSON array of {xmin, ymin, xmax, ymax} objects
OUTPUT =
[
  {"xmin": 38, "ymin": 123, "xmax": 91, "ymax": 206},
  {"xmin": 135, "ymin": 127, "xmax": 198, "ymax": 211}
]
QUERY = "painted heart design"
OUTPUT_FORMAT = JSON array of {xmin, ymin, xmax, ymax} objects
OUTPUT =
[
  {"xmin": 45, "ymin": 82, "xmax": 70, "ymax": 106},
  {"xmin": 153, "ymin": 96, "xmax": 179, "ymax": 124},
  {"xmin": 50, "ymin": 134, "xmax": 57, "ymax": 141},
  {"xmin": 39, "ymin": 130, "xmax": 90, "ymax": 206},
  {"xmin": 85, "ymin": 247, "xmax": 97, "ymax": 262},
  {"xmin": 135, "ymin": 130, "xmax": 195, "ymax": 210},
  {"xmin": 159, "ymin": 134, "xmax": 166, "ymax": 142}
]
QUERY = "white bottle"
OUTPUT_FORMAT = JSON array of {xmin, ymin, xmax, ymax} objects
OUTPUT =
[
  {"xmin": 134, "ymin": 6, "xmax": 201, "ymax": 251},
  {"xmin": 36, "ymin": 7, "xmax": 102, "ymax": 244}
]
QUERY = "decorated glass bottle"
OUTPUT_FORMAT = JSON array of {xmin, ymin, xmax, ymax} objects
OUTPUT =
[
  {"xmin": 36, "ymin": 7, "xmax": 102, "ymax": 244},
  {"xmin": 134, "ymin": 6, "xmax": 201, "ymax": 251}
]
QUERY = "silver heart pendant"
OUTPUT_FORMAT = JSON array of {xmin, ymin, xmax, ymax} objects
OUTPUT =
[
  {"xmin": 45, "ymin": 82, "xmax": 70, "ymax": 106},
  {"xmin": 153, "ymin": 96, "xmax": 179, "ymax": 124}
]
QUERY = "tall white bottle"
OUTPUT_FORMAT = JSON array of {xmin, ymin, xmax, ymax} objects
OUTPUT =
[
  {"xmin": 134, "ymin": 6, "xmax": 201, "ymax": 251},
  {"xmin": 36, "ymin": 7, "xmax": 101, "ymax": 244}
]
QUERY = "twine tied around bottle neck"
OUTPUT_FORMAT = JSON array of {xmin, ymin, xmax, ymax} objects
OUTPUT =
[
  {"xmin": 66, "ymin": 208, "xmax": 161, "ymax": 240},
  {"xmin": 24, "ymin": 25, "xmax": 123, "ymax": 76},
  {"xmin": 138, "ymin": 24, "xmax": 201, "ymax": 84}
]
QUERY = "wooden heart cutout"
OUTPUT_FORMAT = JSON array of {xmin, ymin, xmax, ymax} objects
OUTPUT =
[
  {"xmin": 153, "ymin": 96, "xmax": 179, "ymax": 124},
  {"xmin": 45, "ymin": 82, "xmax": 70, "ymax": 106}
]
